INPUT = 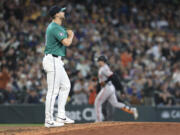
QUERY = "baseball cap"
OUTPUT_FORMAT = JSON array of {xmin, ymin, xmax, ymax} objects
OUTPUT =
[
  {"xmin": 49, "ymin": 6, "xmax": 66, "ymax": 18},
  {"xmin": 97, "ymin": 56, "xmax": 107, "ymax": 63}
]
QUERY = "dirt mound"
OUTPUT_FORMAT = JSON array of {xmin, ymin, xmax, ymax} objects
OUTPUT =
[{"xmin": 0, "ymin": 122, "xmax": 180, "ymax": 135}]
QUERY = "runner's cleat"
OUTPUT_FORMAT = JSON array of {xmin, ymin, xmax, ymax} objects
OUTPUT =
[{"xmin": 132, "ymin": 108, "xmax": 139, "ymax": 120}]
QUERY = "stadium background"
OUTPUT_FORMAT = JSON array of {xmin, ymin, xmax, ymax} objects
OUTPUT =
[{"xmin": 0, "ymin": 0, "xmax": 180, "ymax": 134}]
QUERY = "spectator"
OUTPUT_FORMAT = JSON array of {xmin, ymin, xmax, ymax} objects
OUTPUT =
[
  {"xmin": 0, "ymin": 66, "xmax": 10, "ymax": 90},
  {"xmin": 154, "ymin": 82, "xmax": 175, "ymax": 106},
  {"xmin": 143, "ymin": 78, "xmax": 155, "ymax": 105},
  {"xmin": 175, "ymin": 89, "xmax": 180, "ymax": 106},
  {"xmin": 26, "ymin": 90, "xmax": 40, "ymax": 104},
  {"xmin": 6, "ymin": 83, "xmax": 16, "ymax": 104},
  {"xmin": 76, "ymin": 59, "xmax": 90, "ymax": 77},
  {"xmin": 72, "ymin": 78, "xmax": 89, "ymax": 105},
  {"xmin": 120, "ymin": 50, "xmax": 133, "ymax": 67},
  {"xmin": 126, "ymin": 83, "xmax": 142, "ymax": 105},
  {"xmin": 172, "ymin": 65, "xmax": 180, "ymax": 83},
  {"xmin": 88, "ymin": 77, "xmax": 97, "ymax": 105}
]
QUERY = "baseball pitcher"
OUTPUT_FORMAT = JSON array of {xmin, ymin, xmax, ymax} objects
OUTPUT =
[{"xmin": 42, "ymin": 6, "xmax": 74, "ymax": 128}]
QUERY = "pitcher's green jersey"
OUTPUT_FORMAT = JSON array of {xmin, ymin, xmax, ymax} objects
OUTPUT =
[{"xmin": 44, "ymin": 22, "xmax": 67, "ymax": 56}]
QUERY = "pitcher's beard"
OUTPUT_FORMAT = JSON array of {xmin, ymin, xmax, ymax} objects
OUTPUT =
[
  {"xmin": 60, "ymin": 16, "xmax": 65, "ymax": 21},
  {"xmin": 60, "ymin": 17, "xmax": 66, "ymax": 25}
]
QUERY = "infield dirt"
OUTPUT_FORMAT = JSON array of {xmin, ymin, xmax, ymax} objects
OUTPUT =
[{"xmin": 0, "ymin": 122, "xmax": 179, "ymax": 135}]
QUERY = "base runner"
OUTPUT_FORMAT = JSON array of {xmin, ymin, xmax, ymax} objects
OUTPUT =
[{"xmin": 95, "ymin": 56, "xmax": 139, "ymax": 122}]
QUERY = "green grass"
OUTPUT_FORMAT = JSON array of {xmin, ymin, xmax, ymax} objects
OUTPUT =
[{"xmin": 0, "ymin": 124, "xmax": 43, "ymax": 127}]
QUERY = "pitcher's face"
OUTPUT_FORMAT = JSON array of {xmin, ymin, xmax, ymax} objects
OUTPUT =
[{"xmin": 55, "ymin": 12, "xmax": 65, "ymax": 20}]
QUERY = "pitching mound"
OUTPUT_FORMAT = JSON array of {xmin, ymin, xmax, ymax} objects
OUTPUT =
[{"xmin": 0, "ymin": 122, "xmax": 180, "ymax": 135}]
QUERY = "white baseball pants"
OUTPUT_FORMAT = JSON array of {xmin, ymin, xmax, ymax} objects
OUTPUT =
[
  {"xmin": 94, "ymin": 84, "xmax": 126, "ymax": 122},
  {"xmin": 42, "ymin": 54, "xmax": 71, "ymax": 122}
]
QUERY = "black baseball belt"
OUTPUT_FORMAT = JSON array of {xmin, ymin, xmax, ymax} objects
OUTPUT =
[{"xmin": 45, "ymin": 54, "xmax": 58, "ymax": 58}]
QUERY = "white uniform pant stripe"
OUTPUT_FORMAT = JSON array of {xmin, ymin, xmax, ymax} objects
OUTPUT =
[{"xmin": 49, "ymin": 57, "xmax": 55, "ymax": 120}]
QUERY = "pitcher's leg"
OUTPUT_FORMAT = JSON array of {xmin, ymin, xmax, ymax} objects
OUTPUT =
[
  {"xmin": 45, "ymin": 58, "xmax": 61, "ymax": 122},
  {"xmin": 45, "ymin": 71, "xmax": 54, "ymax": 122},
  {"xmin": 57, "ymin": 66, "xmax": 71, "ymax": 118}
]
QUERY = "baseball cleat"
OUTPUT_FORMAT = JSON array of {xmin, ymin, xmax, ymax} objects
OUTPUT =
[
  {"xmin": 45, "ymin": 121, "xmax": 64, "ymax": 128},
  {"xmin": 56, "ymin": 116, "xmax": 75, "ymax": 124},
  {"xmin": 132, "ymin": 108, "xmax": 139, "ymax": 120}
]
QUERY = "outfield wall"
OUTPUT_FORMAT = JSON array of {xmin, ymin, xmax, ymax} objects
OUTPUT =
[{"xmin": 0, "ymin": 104, "xmax": 180, "ymax": 123}]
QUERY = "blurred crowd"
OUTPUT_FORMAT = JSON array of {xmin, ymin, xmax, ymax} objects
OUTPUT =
[{"xmin": 0, "ymin": 0, "xmax": 179, "ymax": 106}]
